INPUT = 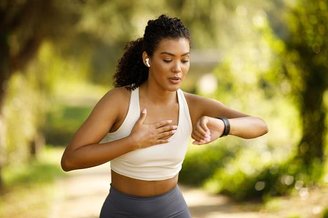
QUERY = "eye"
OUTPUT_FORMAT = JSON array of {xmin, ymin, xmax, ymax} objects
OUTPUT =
[
  {"xmin": 181, "ymin": 59, "xmax": 190, "ymax": 64},
  {"xmin": 163, "ymin": 59, "xmax": 172, "ymax": 63}
]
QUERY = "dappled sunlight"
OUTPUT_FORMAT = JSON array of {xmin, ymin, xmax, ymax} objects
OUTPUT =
[
  {"xmin": 198, "ymin": 73, "xmax": 218, "ymax": 95},
  {"xmin": 1, "ymin": 0, "xmax": 328, "ymax": 217}
]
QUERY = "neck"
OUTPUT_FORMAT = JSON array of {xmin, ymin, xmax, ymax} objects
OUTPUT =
[{"xmin": 140, "ymin": 82, "xmax": 177, "ymax": 105}]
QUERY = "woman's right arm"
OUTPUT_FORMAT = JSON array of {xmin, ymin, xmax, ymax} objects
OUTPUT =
[{"xmin": 61, "ymin": 88, "xmax": 176, "ymax": 171}]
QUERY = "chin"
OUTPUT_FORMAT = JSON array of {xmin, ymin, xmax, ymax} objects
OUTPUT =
[
  {"xmin": 159, "ymin": 80, "xmax": 183, "ymax": 92},
  {"xmin": 167, "ymin": 85, "xmax": 180, "ymax": 92}
]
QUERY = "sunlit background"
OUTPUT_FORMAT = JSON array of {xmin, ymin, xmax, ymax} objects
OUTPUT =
[{"xmin": 1, "ymin": 0, "xmax": 328, "ymax": 217}]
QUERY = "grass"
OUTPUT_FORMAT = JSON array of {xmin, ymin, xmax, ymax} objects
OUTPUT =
[
  {"xmin": 0, "ymin": 146, "xmax": 65, "ymax": 218},
  {"xmin": 44, "ymin": 103, "xmax": 93, "ymax": 145},
  {"xmin": 0, "ymin": 83, "xmax": 104, "ymax": 218},
  {"xmin": 44, "ymin": 82, "xmax": 107, "ymax": 146}
]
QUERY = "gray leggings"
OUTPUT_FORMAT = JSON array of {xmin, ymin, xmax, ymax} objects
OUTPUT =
[{"xmin": 99, "ymin": 185, "xmax": 191, "ymax": 218}]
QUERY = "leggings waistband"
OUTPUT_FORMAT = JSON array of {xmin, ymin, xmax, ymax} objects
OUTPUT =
[
  {"xmin": 109, "ymin": 184, "xmax": 179, "ymax": 200},
  {"xmin": 100, "ymin": 184, "xmax": 191, "ymax": 218}
]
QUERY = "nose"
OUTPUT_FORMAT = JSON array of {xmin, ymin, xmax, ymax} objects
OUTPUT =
[{"xmin": 172, "ymin": 61, "xmax": 182, "ymax": 73}]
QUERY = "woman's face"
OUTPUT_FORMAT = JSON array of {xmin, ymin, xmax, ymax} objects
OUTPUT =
[{"xmin": 148, "ymin": 37, "xmax": 190, "ymax": 91}]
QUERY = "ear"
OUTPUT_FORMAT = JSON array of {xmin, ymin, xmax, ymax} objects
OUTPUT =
[{"xmin": 142, "ymin": 51, "xmax": 150, "ymax": 67}]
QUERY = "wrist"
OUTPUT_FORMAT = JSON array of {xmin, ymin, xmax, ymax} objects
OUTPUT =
[
  {"xmin": 127, "ymin": 134, "xmax": 140, "ymax": 150},
  {"xmin": 217, "ymin": 117, "xmax": 230, "ymax": 137}
]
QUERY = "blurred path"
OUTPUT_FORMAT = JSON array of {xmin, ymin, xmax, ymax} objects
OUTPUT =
[
  {"xmin": 49, "ymin": 164, "xmax": 111, "ymax": 218},
  {"xmin": 182, "ymin": 186, "xmax": 270, "ymax": 218},
  {"xmin": 49, "ymin": 164, "xmax": 274, "ymax": 218}
]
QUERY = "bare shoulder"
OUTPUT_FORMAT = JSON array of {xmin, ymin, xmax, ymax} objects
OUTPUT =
[
  {"xmin": 183, "ymin": 91, "xmax": 223, "ymax": 111},
  {"xmin": 183, "ymin": 91, "xmax": 213, "ymax": 123},
  {"xmin": 99, "ymin": 87, "xmax": 130, "ymax": 111},
  {"xmin": 88, "ymin": 87, "xmax": 130, "ymax": 122},
  {"xmin": 102, "ymin": 87, "xmax": 130, "ymax": 102},
  {"xmin": 71, "ymin": 87, "xmax": 131, "ymax": 140},
  {"xmin": 97, "ymin": 87, "xmax": 131, "ymax": 131},
  {"xmin": 183, "ymin": 91, "xmax": 246, "ymax": 119},
  {"xmin": 183, "ymin": 91, "xmax": 207, "ymax": 104}
]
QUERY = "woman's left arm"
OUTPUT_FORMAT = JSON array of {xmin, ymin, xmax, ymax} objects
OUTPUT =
[{"xmin": 184, "ymin": 93, "xmax": 268, "ymax": 144}]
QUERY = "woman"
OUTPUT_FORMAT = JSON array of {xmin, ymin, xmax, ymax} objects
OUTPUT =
[{"xmin": 61, "ymin": 14, "xmax": 268, "ymax": 218}]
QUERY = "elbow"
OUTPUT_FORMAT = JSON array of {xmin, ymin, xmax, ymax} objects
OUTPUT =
[
  {"xmin": 257, "ymin": 119, "xmax": 269, "ymax": 137},
  {"xmin": 263, "ymin": 125, "xmax": 269, "ymax": 135},
  {"xmin": 61, "ymin": 153, "xmax": 76, "ymax": 172},
  {"xmin": 61, "ymin": 164, "xmax": 71, "ymax": 172},
  {"xmin": 262, "ymin": 119, "xmax": 269, "ymax": 135},
  {"xmin": 246, "ymin": 119, "xmax": 269, "ymax": 139},
  {"xmin": 61, "ymin": 157, "xmax": 72, "ymax": 172}
]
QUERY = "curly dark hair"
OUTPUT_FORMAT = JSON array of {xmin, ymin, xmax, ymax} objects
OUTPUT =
[{"xmin": 113, "ymin": 14, "xmax": 191, "ymax": 90}]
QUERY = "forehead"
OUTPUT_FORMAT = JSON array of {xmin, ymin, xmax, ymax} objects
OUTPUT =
[{"xmin": 154, "ymin": 38, "xmax": 190, "ymax": 55}]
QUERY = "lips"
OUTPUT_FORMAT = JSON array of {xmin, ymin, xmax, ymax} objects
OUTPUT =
[{"xmin": 168, "ymin": 77, "xmax": 181, "ymax": 84}]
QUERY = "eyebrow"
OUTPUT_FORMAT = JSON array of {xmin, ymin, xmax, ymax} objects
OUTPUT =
[{"xmin": 160, "ymin": 51, "xmax": 190, "ymax": 56}]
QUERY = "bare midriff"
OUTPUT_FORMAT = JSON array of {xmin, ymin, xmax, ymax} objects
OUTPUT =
[{"xmin": 111, "ymin": 170, "xmax": 179, "ymax": 197}]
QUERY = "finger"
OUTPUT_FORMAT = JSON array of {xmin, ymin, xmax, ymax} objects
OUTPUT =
[
  {"xmin": 192, "ymin": 138, "xmax": 207, "ymax": 145},
  {"xmin": 200, "ymin": 120, "xmax": 210, "ymax": 136},
  {"xmin": 192, "ymin": 139, "xmax": 209, "ymax": 145},
  {"xmin": 193, "ymin": 121, "xmax": 207, "ymax": 137},
  {"xmin": 158, "ymin": 125, "xmax": 178, "ymax": 133},
  {"xmin": 192, "ymin": 130, "xmax": 203, "ymax": 142},
  {"xmin": 157, "ymin": 139, "xmax": 169, "ymax": 144},
  {"xmin": 197, "ymin": 121, "xmax": 210, "ymax": 137},
  {"xmin": 136, "ymin": 108, "xmax": 147, "ymax": 125},
  {"xmin": 192, "ymin": 127, "xmax": 206, "ymax": 140},
  {"xmin": 192, "ymin": 140, "xmax": 202, "ymax": 145},
  {"xmin": 158, "ymin": 129, "xmax": 177, "ymax": 140},
  {"xmin": 155, "ymin": 120, "xmax": 173, "ymax": 128},
  {"xmin": 192, "ymin": 129, "xmax": 210, "ymax": 143}
]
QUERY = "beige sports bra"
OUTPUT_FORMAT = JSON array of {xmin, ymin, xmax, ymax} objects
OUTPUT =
[{"xmin": 101, "ymin": 87, "xmax": 192, "ymax": 181}]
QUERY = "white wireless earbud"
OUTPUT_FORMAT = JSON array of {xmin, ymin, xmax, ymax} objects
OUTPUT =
[{"xmin": 145, "ymin": 58, "xmax": 150, "ymax": 67}]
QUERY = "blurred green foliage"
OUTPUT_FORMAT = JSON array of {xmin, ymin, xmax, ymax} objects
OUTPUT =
[
  {"xmin": 0, "ymin": 147, "xmax": 64, "ymax": 218},
  {"xmin": 3, "ymin": 153, "xmax": 63, "ymax": 188},
  {"xmin": 322, "ymin": 208, "xmax": 328, "ymax": 218},
  {"xmin": 179, "ymin": 0, "xmax": 328, "ymax": 201},
  {"xmin": 45, "ymin": 104, "xmax": 92, "ymax": 146},
  {"xmin": 180, "ymin": 142, "xmax": 241, "ymax": 186},
  {"xmin": 2, "ymin": 68, "xmax": 48, "ymax": 165},
  {"xmin": 1, "ymin": 0, "xmax": 328, "ymax": 204},
  {"xmin": 207, "ymin": 158, "xmax": 324, "ymax": 200}
]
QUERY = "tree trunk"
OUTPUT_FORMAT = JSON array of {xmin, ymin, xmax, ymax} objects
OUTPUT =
[
  {"xmin": 0, "ymin": 31, "xmax": 10, "ymax": 191},
  {"xmin": 0, "ymin": 106, "xmax": 6, "ymax": 190},
  {"xmin": 29, "ymin": 133, "xmax": 45, "ymax": 160},
  {"xmin": 297, "ymin": 73, "xmax": 326, "ymax": 165}
]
